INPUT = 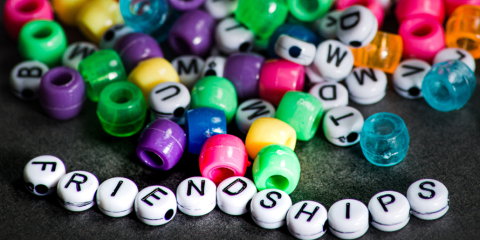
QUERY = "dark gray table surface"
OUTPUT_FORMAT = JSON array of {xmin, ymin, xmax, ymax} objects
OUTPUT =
[{"xmin": 1, "ymin": 3, "xmax": 479, "ymax": 239}]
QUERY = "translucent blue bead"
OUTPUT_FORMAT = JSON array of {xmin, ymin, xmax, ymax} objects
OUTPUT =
[
  {"xmin": 360, "ymin": 113, "xmax": 409, "ymax": 167},
  {"xmin": 267, "ymin": 23, "xmax": 322, "ymax": 59},
  {"xmin": 422, "ymin": 60, "xmax": 476, "ymax": 112}
]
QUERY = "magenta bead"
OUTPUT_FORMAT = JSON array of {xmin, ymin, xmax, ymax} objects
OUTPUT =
[
  {"xmin": 114, "ymin": 33, "xmax": 164, "ymax": 72},
  {"xmin": 3, "ymin": 0, "xmax": 53, "ymax": 40},
  {"xmin": 168, "ymin": 0, "xmax": 205, "ymax": 11},
  {"xmin": 395, "ymin": 0, "xmax": 445, "ymax": 24},
  {"xmin": 336, "ymin": 0, "xmax": 384, "ymax": 28},
  {"xmin": 445, "ymin": 0, "xmax": 480, "ymax": 16},
  {"xmin": 224, "ymin": 53, "xmax": 265, "ymax": 101}
]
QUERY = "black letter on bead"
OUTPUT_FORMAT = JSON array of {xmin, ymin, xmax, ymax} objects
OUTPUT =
[
  {"xmin": 32, "ymin": 162, "xmax": 57, "ymax": 172},
  {"xmin": 187, "ymin": 180, "xmax": 205, "ymax": 196},
  {"xmin": 327, "ymin": 44, "xmax": 348, "ymax": 67},
  {"xmin": 17, "ymin": 67, "xmax": 43, "ymax": 78},
  {"xmin": 326, "ymin": 16, "xmax": 337, "ymax": 27},
  {"xmin": 340, "ymin": 11, "xmax": 360, "ymax": 30},
  {"xmin": 68, "ymin": 44, "xmax": 96, "ymax": 60},
  {"xmin": 346, "ymin": 202, "xmax": 350, "ymax": 219},
  {"xmin": 330, "ymin": 113, "xmax": 354, "ymax": 126},
  {"xmin": 295, "ymin": 203, "xmax": 319, "ymax": 222},
  {"xmin": 222, "ymin": 178, "xmax": 247, "ymax": 196},
  {"xmin": 457, "ymin": 50, "xmax": 466, "ymax": 60},
  {"xmin": 225, "ymin": 24, "xmax": 246, "ymax": 31},
  {"xmin": 178, "ymin": 59, "xmax": 199, "ymax": 75},
  {"xmin": 418, "ymin": 181, "xmax": 436, "ymax": 199},
  {"xmin": 377, "ymin": 194, "xmax": 396, "ymax": 212},
  {"xmin": 142, "ymin": 188, "xmax": 168, "ymax": 206},
  {"xmin": 319, "ymin": 85, "xmax": 337, "ymax": 100},
  {"xmin": 241, "ymin": 101, "xmax": 270, "ymax": 120},
  {"xmin": 353, "ymin": 68, "xmax": 377, "ymax": 85},
  {"xmin": 64, "ymin": 173, "xmax": 88, "ymax": 192},
  {"xmin": 260, "ymin": 191, "xmax": 282, "ymax": 208},
  {"xmin": 155, "ymin": 85, "xmax": 181, "ymax": 101},
  {"xmin": 111, "ymin": 180, "xmax": 123, "ymax": 197},
  {"xmin": 401, "ymin": 65, "xmax": 425, "ymax": 77}
]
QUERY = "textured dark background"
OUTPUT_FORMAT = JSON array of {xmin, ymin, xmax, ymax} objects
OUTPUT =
[{"xmin": 1, "ymin": 2, "xmax": 479, "ymax": 239}]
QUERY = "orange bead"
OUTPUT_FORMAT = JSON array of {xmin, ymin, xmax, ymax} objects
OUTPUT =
[
  {"xmin": 445, "ymin": 5, "xmax": 480, "ymax": 59},
  {"xmin": 52, "ymin": 0, "xmax": 89, "ymax": 26}
]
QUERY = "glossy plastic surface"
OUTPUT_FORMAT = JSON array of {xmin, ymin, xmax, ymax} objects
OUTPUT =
[
  {"xmin": 395, "ymin": 0, "xmax": 445, "ymax": 23},
  {"xmin": 445, "ymin": 0, "xmax": 480, "ymax": 16},
  {"xmin": 168, "ymin": 0, "xmax": 205, "ymax": 11},
  {"xmin": 445, "ymin": 5, "xmax": 480, "ymax": 59},
  {"xmin": 267, "ymin": 23, "xmax": 321, "ymax": 59},
  {"xmin": 235, "ymin": 0, "xmax": 289, "ymax": 39},
  {"xmin": 3, "ymin": 0, "xmax": 53, "ymax": 39},
  {"xmin": 336, "ymin": 0, "xmax": 384, "ymax": 27},
  {"xmin": 185, "ymin": 108, "xmax": 227, "ymax": 155},
  {"xmin": 52, "ymin": 0, "xmax": 88, "ymax": 26},
  {"xmin": 287, "ymin": 0, "xmax": 332, "ymax": 22},
  {"xmin": 223, "ymin": 53, "xmax": 265, "ymax": 101},
  {"xmin": 76, "ymin": 0, "xmax": 124, "ymax": 44}
]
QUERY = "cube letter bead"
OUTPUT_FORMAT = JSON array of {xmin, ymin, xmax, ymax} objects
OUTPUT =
[
  {"xmin": 224, "ymin": 53, "xmax": 265, "ymax": 100},
  {"xmin": 369, "ymin": 191, "xmax": 410, "ymax": 232},
  {"xmin": 275, "ymin": 35, "xmax": 316, "ymax": 66},
  {"xmin": 185, "ymin": 108, "xmax": 227, "ymax": 154},
  {"xmin": 201, "ymin": 56, "xmax": 226, "ymax": 78},
  {"xmin": 323, "ymin": 106, "xmax": 364, "ymax": 147},
  {"xmin": 250, "ymin": 189, "xmax": 292, "ymax": 229},
  {"xmin": 135, "ymin": 185, "xmax": 177, "ymax": 226},
  {"xmin": 52, "ymin": 0, "xmax": 88, "ymax": 26},
  {"xmin": 4, "ymin": 0, "xmax": 53, "ymax": 40},
  {"xmin": 149, "ymin": 82, "xmax": 190, "ymax": 123},
  {"xmin": 336, "ymin": 5, "xmax": 378, "ymax": 48},
  {"xmin": 407, "ymin": 179, "xmax": 449, "ymax": 220},
  {"xmin": 76, "ymin": 0, "xmax": 123, "ymax": 44},
  {"xmin": 176, "ymin": 177, "xmax": 216, "ymax": 216},
  {"xmin": 215, "ymin": 17, "xmax": 254, "ymax": 54},
  {"xmin": 345, "ymin": 67, "xmax": 387, "ymax": 105},
  {"xmin": 99, "ymin": 24, "xmax": 134, "ymax": 50},
  {"xmin": 287, "ymin": 0, "xmax": 333, "ymax": 22},
  {"xmin": 235, "ymin": 99, "xmax": 276, "ymax": 134},
  {"xmin": 313, "ymin": 40, "xmax": 354, "ymax": 82},
  {"xmin": 433, "ymin": 48, "xmax": 476, "ymax": 72},
  {"xmin": 23, "ymin": 155, "xmax": 66, "ymax": 196},
  {"xmin": 235, "ymin": 0, "xmax": 289, "ymax": 39},
  {"xmin": 217, "ymin": 177, "xmax": 257, "ymax": 215},
  {"xmin": 204, "ymin": 0, "xmax": 239, "ymax": 20},
  {"xmin": 57, "ymin": 171, "xmax": 99, "ymax": 212},
  {"xmin": 96, "ymin": 177, "xmax": 139, "ymax": 217},
  {"xmin": 328, "ymin": 199, "xmax": 369, "ymax": 239},
  {"xmin": 171, "ymin": 55, "xmax": 205, "ymax": 90},
  {"xmin": 115, "ymin": 33, "xmax": 164, "ymax": 73},
  {"xmin": 309, "ymin": 82, "xmax": 348, "ymax": 111},
  {"xmin": 9, "ymin": 61, "xmax": 49, "ymax": 100},
  {"xmin": 445, "ymin": 5, "xmax": 480, "ymax": 58},
  {"xmin": 393, "ymin": 59, "xmax": 431, "ymax": 99},
  {"xmin": 62, "ymin": 42, "xmax": 98, "ymax": 70},
  {"xmin": 316, "ymin": 10, "xmax": 343, "ymax": 39},
  {"xmin": 286, "ymin": 200, "xmax": 328, "ymax": 240}
]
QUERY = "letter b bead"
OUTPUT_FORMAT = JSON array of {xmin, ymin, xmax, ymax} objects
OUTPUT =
[
  {"xmin": 10, "ymin": 61, "xmax": 49, "ymax": 100},
  {"xmin": 286, "ymin": 201, "xmax": 328, "ymax": 240},
  {"xmin": 57, "ymin": 171, "xmax": 99, "ymax": 212},
  {"xmin": 135, "ymin": 186, "xmax": 177, "ymax": 226},
  {"xmin": 23, "ymin": 155, "xmax": 66, "ymax": 196}
]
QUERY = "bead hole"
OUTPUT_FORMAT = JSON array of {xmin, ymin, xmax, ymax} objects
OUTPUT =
[
  {"xmin": 456, "ymin": 38, "xmax": 478, "ymax": 51},
  {"xmin": 411, "ymin": 24, "xmax": 432, "ymax": 37},
  {"xmin": 298, "ymin": 0, "xmax": 319, "ymax": 13},
  {"xmin": 373, "ymin": 119, "xmax": 395, "ymax": 135},
  {"xmin": 17, "ymin": 0, "xmax": 40, "ymax": 13},
  {"xmin": 51, "ymin": 72, "xmax": 73, "ymax": 86},
  {"xmin": 110, "ymin": 89, "xmax": 133, "ymax": 104},
  {"xmin": 211, "ymin": 167, "xmax": 235, "ymax": 184},
  {"xmin": 130, "ymin": 0, "xmax": 151, "ymax": 15},
  {"xmin": 173, "ymin": 36, "xmax": 191, "ymax": 55},
  {"xmin": 144, "ymin": 151, "xmax": 164, "ymax": 166},
  {"xmin": 428, "ymin": 81, "xmax": 451, "ymax": 104},
  {"xmin": 32, "ymin": 26, "xmax": 53, "ymax": 39},
  {"xmin": 265, "ymin": 175, "xmax": 289, "ymax": 191}
]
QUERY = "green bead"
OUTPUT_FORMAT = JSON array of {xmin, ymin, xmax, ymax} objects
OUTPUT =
[
  {"xmin": 97, "ymin": 81, "xmax": 147, "ymax": 137},
  {"xmin": 252, "ymin": 144, "xmax": 301, "ymax": 195},
  {"xmin": 18, "ymin": 20, "xmax": 67, "ymax": 67},
  {"xmin": 191, "ymin": 76, "xmax": 238, "ymax": 123},
  {"xmin": 275, "ymin": 91, "xmax": 323, "ymax": 141},
  {"xmin": 235, "ymin": 0, "xmax": 289, "ymax": 39},
  {"xmin": 78, "ymin": 50, "xmax": 127, "ymax": 102},
  {"xmin": 287, "ymin": 0, "xmax": 333, "ymax": 22}
]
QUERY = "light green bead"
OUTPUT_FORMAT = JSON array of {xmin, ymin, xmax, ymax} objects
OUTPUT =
[
  {"xmin": 235, "ymin": 0, "xmax": 289, "ymax": 39},
  {"xmin": 287, "ymin": 0, "xmax": 333, "ymax": 22}
]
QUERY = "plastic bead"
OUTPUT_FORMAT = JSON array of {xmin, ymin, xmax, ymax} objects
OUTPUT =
[
  {"xmin": 96, "ymin": 81, "xmax": 147, "ymax": 137},
  {"xmin": 337, "ymin": 0, "xmax": 384, "ymax": 28},
  {"xmin": 39, "ymin": 67, "xmax": 85, "ymax": 120},
  {"xmin": 185, "ymin": 108, "xmax": 227, "ymax": 155},
  {"xmin": 23, "ymin": 155, "xmax": 66, "ymax": 196},
  {"xmin": 135, "ymin": 185, "xmax": 177, "ymax": 226},
  {"xmin": 345, "ymin": 67, "xmax": 387, "ymax": 105},
  {"xmin": 78, "ymin": 49, "xmax": 127, "ymax": 102},
  {"xmin": 52, "ymin": 0, "xmax": 88, "ymax": 26},
  {"xmin": 224, "ymin": 53, "xmax": 265, "ymax": 101},
  {"xmin": 350, "ymin": 31, "xmax": 402, "ymax": 74},
  {"xmin": 149, "ymin": 82, "xmax": 190, "ymax": 123},
  {"xmin": 215, "ymin": 17, "xmax": 254, "ymax": 54},
  {"xmin": 171, "ymin": 55, "xmax": 205, "ymax": 90},
  {"xmin": 168, "ymin": 0, "xmax": 204, "ymax": 11},
  {"xmin": 308, "ymin": 82, "xmax": 348, "ymax": 111},
  {"xmin": 433, "ymin": 48, "xmax": 476, "ymax": 72},
  {"xmin": 235, "ymin": 0, "xmax": 289, "ymax": 39},
  {"xmin": 235, "ymin": 99, "xmax": 276, "ymax": 135},
  {"xmin": 274, "ymin": 34, "xmax": 317, "ymax": 65},
  {"xmin": 176, "ymin": 177, "xmax": 216, "ymax": 216},
  {"xmin": 114, "ymin": 33, "xmax": 164, "ymax": 72},
  {"xmin": 323, "ymin": 106, "xmax": 364, "ymax": 147},
  {"xmin": 312, "ymin": 40, "xmax": 354, "ymax": 81},
  {"xmin": 100, "ymin": 24, "xmax": 135, "ymax": 49},
  {"xmin": 250, "ymin": 189, "xmax": 292, "ymax": 229},
  {"xmin": 61, "ymin": 42, "xmax": 98, "ymax": 70},
  {"xmin": 305, "ymin": 64, "xmax": 326, "ymax": 85},
  {"xmin": 287, "ymin": 0, "xmax": 332, "ymax": 22},
  {"xmin": 360, "ymin": 112, "xmax": 409, "ymax": 167},
  {"xmin": 407, "ymin": 179, "xmax": 449, "ymax": 220},
  {"xmin": 368, "ymin": 191, "xmax": 410, "ymax": 232},
  {"xmin": 315, "ymin": 10, "xmax": 342, "ymax": 39},
  {"xmin": 336, "ymin": 5, "xmax": 378, "ymax": 48},
  {"xmin": 3, "ymin": 0, "xmax": 53, "ymax": 40},
  {"xmin": 204, "ymin": 0, "xmax": 239, "ymax": 20},
  {"xmin": 76, "ymin": 0, "xmax": 123, "ymax": 44},
  {"xmin": 18, "ymin": 20, "xmax": 67, "ymax": 67},
  {"xmin": 328, "ymin": 199, "xmax": 369, "ymax": 239},
  {"xmin": 445, "ymin": 5, "xmax": 480, "ymax": 59},
  {"xmin": 201, "ymin": 56, "xmax": 226, "ymax": 78},
  {"xmin": 57, "ymin": 171, "xmax": 99, "ymax": 212},
  {"xmin": 10, "ymin": 61, "xmax": 49, "ymax": 100},
  {"xmin": 393, "ymin": 59, "xmax": 431, "ymax": 99},
  {"xmin": 136, "ymin": 119, "xmax": 186, "ymax": 171},
  {"xmin": 267, "ymin": 24, "xmax": 320, "ymax": 59},
  {"xmin": 395, "ymin": 0, "xmax": 445, "ymax": 24},
  {"xmin": 422, "ymin": 60, "xmax": 476, "ymax": 112},
  {"xmin": 445, "ymin": 0, "xmax": 480, "ymax": 16},
  {"xmin": 217, "ymin": 177, "xmax": 257, "ymax": 215},
  {"xmin": 96, "ymin": 177, "xmax": 138, "ymax": 217},
  {"xmin": 286, "ymin": 201, "xmax": 328, "ymax": 239}
]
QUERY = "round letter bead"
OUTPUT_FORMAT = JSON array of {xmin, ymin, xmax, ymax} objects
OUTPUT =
[
  {"xmin": 360, "ymin": 112, "xmax": 409, "ymax": 167},
  {"xmin": 39, "ymin": 67, "xmax": 86, "ymax": 120},
  {"xmin": 267, "ymin": 23, "xmax": 321, "ymax": 59},
  {"xmin": 252, "ymin": 144, "xmax": 301, "ymax": 195},
  {"xmin": 287, "ymin": 200, "xmax": 328, "ymax": 239},
  {"xmin": 259, "ymin": 59, "xmax": 305, "ymax": 106},
  {"xmin": 235, "ymin": 0, "xmax": 288, "ymax": 39},
  {"xmin": 275, "ymin": 35, "xmax": 317, "ymax": 66},
  {"xmin": 201, "ymin": 56, "xmax": 226, "ymax": 78},
  {"xmin": 336, "ymin": 0, "xmax": 384, "ymax": 28},
  {"xmin": 199, "ymin": 134, "xmax": 250, "ymax": 185},
  {"xmin": 76, "ymin": 0, "xmax": 123, "ymax": 44},
  {"xmin": 407, "ymin": 179, "xmax": 449, "ymax": 220},
  {"xmin": 3, "ymin": 0, "xmax": 53, "ymax": 40},
  {"xmin": 328, "ymin": 199, "xmax": 369, "ymax": 239},
  {"xmin": 149, "ymin": 82, "xmax": 190, "ymax": 123},
  {"xmin": 323, "ymin": 106, "xmax": 364, "ymax": 147},
  {"xmin": 309, "ymin": 82, "xmax": 348, "ymax": 111},
  {"xmin": 176, "ymin": 177, "xmax": 216, "ymax": 216},
  {"xmin": 395, "ymin": 0, "xmax": 445, "ymax": 24},
  {"xmin": 275, "ymin": 91, "xmax": 323, "ymax": 141},
  {"xmin": 97, "ymin": 81, "xmax": 147, "ymax": 137},
  {"xmin": 52, "ymin": 0, "xmax": 88, "ymax": 26},
  {"xmin": 235, "ymin": 99, "xmax": 276, "ymax": 135},
  {"xmin": 345, "ymin": 67, "xmax": 387, "ymax": 105},
  {"xmin": 215, "ymin": 17, "xmax": 254, "ymax": 54},
  {"xmin": 224, "ymin": 53, "xmax": 265, "ymax": 101},
  {"xmin": 287, "ymin": 0, "xmax": 333, "ymax": 22},
  {"xmin": 57, "ymin": 171, "xmax": 99, "ymax": 212},
  {"xmin": 313, "ymin": 40, "xmax": 353, "ymax": 82},
  {"xmin": 135, "ymin": 185, "xmax": 177, "ymax": 226},
  {"xmin": 23, "ymin": 155, "xmax": 66, "ymax": 196},
  {"xmin": 316, "ymin": 10, "xmax": 343, "ymax": 40},
  {"xmin": 169, "ymin": 9, "xmax": 215, "ymax": 57},
  {"xmin": 100, "ymin": 24, "xmax": 135, "ymax": 50},
  {"xmin": 433, "ymin": 48, "xmax": 476, "ymax": 72},
  {"xmin": 245, "ymin": 118, "xmax": 296, "ymax": 159},
  {"xmin": 445, "ymin": 5, "xmax": 480, "ymax": 59},
  {"xmin": 78, "ymin": 49, "xmax": 127, "ymax": 102},
  {"xmin": 18, "ymin": 20, "xmax": 67, "ymax": 67},
  {"xmin": 168, "ymin": 0, "xmax": 205, "ymax": 11},
  {"xmin": 61, "ymin": 42, "xmax": 98, "ymax": 70},
  {"xmin": 114, "ymin": 33, "xmax": 164, "ymax": 72},
  {"xmin": 96, "ymin": 177, "xmax": 139, "ymax": 217},
  {"xmin": 336, "ymin": 5, "xmax": 378, "ymax": 48},
  {"xmin": 250, "ymin": 189, "xmax": 292, "ymax": 229},
  {"xmin": 204, "ymin": 0, "xmax": 239, "ymax": 20},
  {"xmin": 305, "ymin": 64, "xmax": 326, "ymax": 85},
  {"xmin": 185, "ymin": 108, "xmax": 227, "ymax": 154},
  {"xmin": 9, "ymin": 60, "xmax": 49, "ymax": 100},
  {"xmin": 171, "ymin": 55, "xmax": 205, "ymax": 90},
  {"xmin": 217, "ymin": 177, "xmax": 257, "ymax": 215},
  {"xmin": 369, "ymin": 191, "xmax": 410, "ymax": 232},
  {"xmin": 422, "ymin": 60, "xmax": 476, "ymax": 112},
  {"xmin": 393, "ymin": 59, "xmax": 431, "ymax": 99}
]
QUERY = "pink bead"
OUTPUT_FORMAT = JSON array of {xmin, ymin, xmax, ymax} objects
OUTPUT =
[
  {"xmin": 3, "ymin": 0, "xmax": 53, "ymax": 40},
  {"xmin": 336, "ymin": 0, "xmax": 384, "ymax": 28},
  {"xmin": 445, "ymin": 0, "xmax": 480, "ymax": 16},
  {"xmin": 399, "ymin": 16, "xmax": 445, "ymax": 63},
  {"xmin": 395, "ymin": 0, "xmax": 445, "ymax": 24},
  {"xmin": 259, "ymin": 59, "xmax": 305, "ymax": 106},
  {"xmin": 199, "ymin": 134, "xmax": 250, "ymax": 185}
]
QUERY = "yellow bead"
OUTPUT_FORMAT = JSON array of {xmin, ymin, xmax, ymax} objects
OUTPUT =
[
  {"xmin": 76, "ymin": 0, "xmax": 123, "ymax": 44},
  {"xmin": 446, "ymin": 5, "xmax": 480, "ymax": 59},
  {"xmin": 52, "ymin": 0, "xmax": 89, "ymax": 26},
  {"xmin": 245, "ymin": 117, "xmax": 297, "ymax": 159}
]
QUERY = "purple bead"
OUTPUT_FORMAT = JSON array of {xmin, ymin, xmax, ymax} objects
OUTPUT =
[
  {"xmin": 136, "ymin": 119, "xmax": 186, "ymax": 171},
  {"xmin": 114, "ymin": 33, "xmax": 164, "ymax": 72},
  {"xmin": 168, "ymin": 9, "xmax": 215, "ymax": 57},
  {"xmin": 39, "ymin": 67, "xmax": 85, "ymax": 120},
  {"xmin": 224, "ymin": 53, "xmax": 265, "ymax": 100},
  {"xmin": 168, "ymin": 0, "xmax": 205, "ymax": 11}
]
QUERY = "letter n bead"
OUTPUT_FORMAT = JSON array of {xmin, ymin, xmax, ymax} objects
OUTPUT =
[{"xmin": 176, "ymin": 177, "xmax": 217, "ymax": 216}]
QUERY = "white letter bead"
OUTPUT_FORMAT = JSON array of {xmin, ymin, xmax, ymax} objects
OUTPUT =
[
  {"xmin": 306, "ymin": 64, "xmax": 326, "ymax": 85},
  {"xmin": 57, "ymin": 171, "xmax": 99, "ymax": 212},
  {"xmin": 235, "ymin": 99, "xmax": 276, "ymax": 134},
  {"xmin": 135, "ymin": 185, "xmax": 177, "ymax": 226},
  {"xmin": 96, "ymin": 177, "xmax": 139, "ymax": 217},
  {"xmin": 202, "ymin": 56, "xmax": 227, "ymax": 78},
  {"xmin": 62, "ymin": 42, "xmax": 98, "ymax": 70},
  {"xmin": 171, "ymin": 55, "xmax": 205, "ymax": 90},
  {"xmin": 328, "ymin": 199, "xmax": 369, "ymax": 240},
  {"xmin": 313, "ymin": 40, "xmax": 354, "ymax": 82},
  {"xmin": 309, "ymin": 82, "xmax": 348, "ymax": 111},
  {"xmin": 100, "ymin": 24, "xmax": 135, "ymax": 50},
  {"xmin": 433, "ymin": 48, "xmax": 476, "ymax": 71},
  {"xmin": 275, "ymin": 34, "xmax": 316, "ymax": 66},
  {"xmin": 323, "ymin": 106, "xmax": 364, "ymax": 147},
  {"xmin": 286, "ymin": 200, "xmax": 328, "ymax": 240},
  {"xmin": 250, "ymin": 189, "xmax": 292, "ymax": 229},
  {"xmin": 368, "ymin": 191, "xmax": 411, "ymax": 232},
  {"xmin": 23, "ymin": 155, "xmax": 66, "ymax": 196},
  {"xmin": 336, "ymin": 5, "xmax": 378, "ymax": 48},
  {"xmin": 217, "ymin": 177, "xmax": 257, "ymax": 215},
  {"xmin": 215, "ymin": 17, "xmax": 254, "ymax": 54},
  {"xmin": 204, "ymin": 0, "xmax": 239, "ymax": 20},
  {"xmin": 316, "ymin": 10, "xmax": 343, "ymax": 39},
  {"xmin": 176, "ymin": 177, "xmax": 217, "ymax": 216},
  {"xmin": 393, "ymin": 59, "xmax": 431, "ymax": 99},
  {"xmin": 9, "ymin": 61, "xmax": 49, "ymax": 100},
  {"xmin": 149, "ymin": 82, "xmax": 190, "ymax": 122},
  {"xmin": 407, "ymin": 179, "xmax": 449, "ymax": 220},
  {"xmin": 346, "ymin": 67, "xmax": 387, "ymax": 105}
]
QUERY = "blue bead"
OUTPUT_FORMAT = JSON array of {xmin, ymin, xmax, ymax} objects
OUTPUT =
[
  {"xmin": 267, "ymin": 23, "xmax": 322, "ymax": 59},
  {"xmin": 185, "ymin": 107, "xmax": 227, "ymax": 155},
  {"xmin": 422, "ymin": 60, "xmax": 476, "ymax": 112},
  {"xmin": 360, "ymin": 113, "xmax": 409, "ymax": 167}
]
